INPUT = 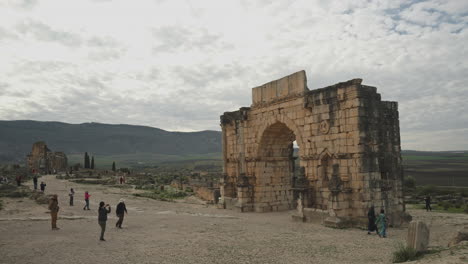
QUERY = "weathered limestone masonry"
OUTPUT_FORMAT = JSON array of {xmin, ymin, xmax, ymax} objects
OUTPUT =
[
  {"xmin": 219, "ymin": 70, "xmax": 407, "ymax": 227},
  {"xmin": 27, "ymin": 141, "xmax": 68, "ymax": 173}
]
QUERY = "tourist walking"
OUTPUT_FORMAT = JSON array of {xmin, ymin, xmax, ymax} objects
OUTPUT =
[
  {"xmin": 69, "ymin": 188, "xmax": 75, "ymax": 206},
  {"xmin": 15, "ymin": 175, "xmax": 22, "ymax": 186},
  {"xmin": 424, "ymin": 196, "xmax": 432, "ymax": 211},
  {"xmin": 48, "ymin": 194, "xmax": 60, "ymax": 230},
  {"xmin": 40, "ymin": 181, "xmax": 46, "ymax": 192},
  {"xmin": 33, "ymin": 175, "xmax": 38, "ymax": 190},
  {"xmin": 115, "ymin": 199, "xmax": 128, "ymax": 228},
  {"xmin": 98, "ymin": 201, "xmax": 111, "ymax": 241},
  {"xmin": 367, "ymin": 206, "xmax": 378, "ymax": 235},
  {"xmin": 83, "ymin": 191, "xmax": 91, "ymax": 210},
  {"xmin": 375, "ymin": 209, "xmax": 387, "ymax": 238}
]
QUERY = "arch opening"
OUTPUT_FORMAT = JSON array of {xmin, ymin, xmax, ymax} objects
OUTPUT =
[{"xmin": 254, "ymin": 122, "xmax": 298, "ymax": 212}]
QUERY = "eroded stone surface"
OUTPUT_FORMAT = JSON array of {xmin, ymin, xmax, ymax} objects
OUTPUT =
[
  {"xmin": 407, "ymin": 221, "xmax": 430, "ymax": 252},
  {"xmin": 219, "ymin": 70, "xmax": 405, "ymax": 227}
]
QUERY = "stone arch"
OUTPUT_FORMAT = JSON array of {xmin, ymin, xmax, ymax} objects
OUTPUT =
[
  {"xmin": 255, "ymin": 115, "xmax": 304, "ymax": 158},
  {"xmin": 253, "ymin": 120, "xmax": 301, "ymax": 212}
]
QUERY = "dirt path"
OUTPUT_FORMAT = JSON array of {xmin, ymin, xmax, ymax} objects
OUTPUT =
[{"xmin": 0, "ymin": 175, "xmax": 466, "ymax": 264}]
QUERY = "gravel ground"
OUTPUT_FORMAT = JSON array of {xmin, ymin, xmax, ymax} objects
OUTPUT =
[{"xmin": 0, "ymin": 175, "xmax": 466, "ymax": 264}]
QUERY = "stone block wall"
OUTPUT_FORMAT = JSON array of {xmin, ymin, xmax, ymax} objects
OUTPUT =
[
  {"xmin": 219, "ymin": 71, "xmax": 406, "ymax": 226},
  {"xmin": 27, "ymin": 141, "xmax": 68, "ymax": 173}
]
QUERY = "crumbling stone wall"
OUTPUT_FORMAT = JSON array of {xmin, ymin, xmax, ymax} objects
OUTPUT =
[
  {"xmin": 27, "ymin": 141, "xmax": 68, "ymax": 173},
  {"xmin": 219, "ymin": 71, "xmax": 405, "ymax": 227}
]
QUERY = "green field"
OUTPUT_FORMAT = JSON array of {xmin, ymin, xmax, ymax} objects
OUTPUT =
[
  {"xmin": 67, "ymin": 150, "xmax": 468, "ymax": 187},
  {"xmin": 402, "ymin": 151, "xmax": 468, "ymax": 187},
  {"xmin": 67, "ymin": 152, "xmax": 222, "ymax": 169}
]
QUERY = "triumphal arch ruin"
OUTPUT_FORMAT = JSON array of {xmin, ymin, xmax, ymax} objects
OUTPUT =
[{"xmin": 219, "ymin": 71, "xmax": 407, "ymax": 227}]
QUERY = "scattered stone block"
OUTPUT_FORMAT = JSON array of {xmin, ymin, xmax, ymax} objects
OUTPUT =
[{"xmin": 407, "ymin": 221, "xmax": 430, "ymax": 252}]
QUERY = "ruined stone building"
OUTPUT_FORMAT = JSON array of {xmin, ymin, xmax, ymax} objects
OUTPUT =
[
  {"xmin": 26, "ymin": 141, "xmax": 68, "ymax": 173},
  {"xmin": 219, "ymin": 71, "xmax": 406, "ymax": 227}
]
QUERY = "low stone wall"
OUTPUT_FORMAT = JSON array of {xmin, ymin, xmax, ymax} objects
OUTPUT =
[{"xmin": 194, "ymin": 186, "xmax": 220, "ymax": 204}]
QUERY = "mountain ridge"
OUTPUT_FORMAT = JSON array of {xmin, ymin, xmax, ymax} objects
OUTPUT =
[{"xmin": 0, "ymin": 120, "xmax": 222, "ymax": 163}]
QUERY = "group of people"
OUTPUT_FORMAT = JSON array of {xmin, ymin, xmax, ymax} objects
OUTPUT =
[
  {"xmin": 367, "ymin": 206, "xmax": 388, "ymax": 238},
  {"xmin": 48, "ymin": 189, "xmax": 128, "ymax": 241},
  {"xmin": 32, "ymin": 175, "xmax": 47, "ymax": 192}
]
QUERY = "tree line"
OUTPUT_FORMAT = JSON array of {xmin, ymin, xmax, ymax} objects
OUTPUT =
[{"xmin": 84, "ymin": 152, "xmax": 116, "ymax": 171}]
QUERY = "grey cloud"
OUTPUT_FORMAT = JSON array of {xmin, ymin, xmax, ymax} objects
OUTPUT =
[
  {"xmin": 11, "ymin": 60, "xmax": 72, "ymax": 75},
  {"xmin": 152, "ymin": 26, "xmax": 222, "ymax": 53},
  {"xmin": 1, "ymin": 0, "xmax": 38, "ymax": 10},
  {"xmin": 86, "ymin": 36, "xmax": 126, "ymax": 61},
  {"xmin": 15, "ymin": 19, "xmax": 82, "ymax": 47},
  {"xmin": 87, "ymin": 49, "xmax": 122, "ymax": 61},
  {"xmin": 87, "ymin": 36, "xmax": 119, "ymax": 47},
  {"xmin": 0, "ymin": 26, "xmax": 18, "ymax": 40}
]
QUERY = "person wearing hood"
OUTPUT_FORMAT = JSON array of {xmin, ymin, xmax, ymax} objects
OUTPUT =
[
  {"xmin": 367, "ymin": 206, "xmax": 378, "ymax": 235},
  {"xmin": 115, "ymin": 198, "xmax": 128, "ymax": 228}
]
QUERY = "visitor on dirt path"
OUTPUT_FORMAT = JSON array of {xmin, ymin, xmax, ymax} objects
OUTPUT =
[
  {"xmin": 69, "ymin": 188, "xmax": 75, "ymax": 206},
  {"xmin": 83, "ymin": 191, "xmax": 91, "ymax": 210},
  {"xmin": 424, "ymin": 195, "xmax": 432, "ymax": 211},
  {"xmin": 115, "ymin": 198, "xmax": 127, "ymax": 228},
  {"xmin": 33, "ymin": 175, "xmax": 38, "ymax": 190},
  {"xmin": 375, "ymin": 209, "xmax": 387, "ymax": 238},
  {"xmin": 48, "ymin": 194, "xmax": 60, "ymax": 230},
  {"xmin": 367, "ymin": 206, "xmax": 378, "ymax": 235},
  {"xmin": 40, "ymin": 181, "xmax": 46, "ymax": 192},
  {"xmin": 15, "ymin": 175, "xmax": 22, "ymax": 186},
  {"xmin": 98, "ymin": 201, "xmax": 111, "ymax": 241}
]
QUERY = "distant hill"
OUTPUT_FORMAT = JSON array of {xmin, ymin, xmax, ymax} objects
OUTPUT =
[{"xmin": 0, "ymin": 120, "xmax": 222, "ymax": 164}]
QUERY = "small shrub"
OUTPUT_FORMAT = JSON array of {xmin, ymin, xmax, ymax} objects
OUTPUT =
[
  {"xmin": 392, "ymin": 243, "xmax": 418, "ymax": 263},
  {"xmin": 403, "ymin": 176, "xmax": 416, "ymax": 189},
  {"xmin": 461, "ymin": 189, "xmax": 468, "ymax": 197},
  {"xmin": 464, "ymin": 205, "xmax": 468, "ymax": 214},
  {"xmin": 0, "ymin": 199, "xmax": 3, "ymax": 210},
  {"xmin": 440, "ymin": 201, "xmax": 450, "ymax": 210}
]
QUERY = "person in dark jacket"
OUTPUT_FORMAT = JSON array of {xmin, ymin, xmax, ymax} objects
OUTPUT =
[
  {"xmin": 367, "ymin": 206, "xmax": 378, "ymax": 235},
  {"xmin": 15, "ymin": 175, "xmax": 22, "ymax": 186},
  {"xmin": 424, "ymin": 196, "xmax": 432, "ymax": 211},
  {"xmin": 40, "ymin": 182, "xmax": 46, "ymax": 192},
  {"xmin": 115, "ymin": 198, "xmax": 128, "ymax": 228},
  {"xmin": 98, "ymin": 201, "xmax": 111, "ymax": 241},
  {"xmin": 33, "ymin": 175, "xmax": 38, "ymax": 190},
  {"xmin": 69, "ymin": 188, "xmax": 75, "ymax": 206}
]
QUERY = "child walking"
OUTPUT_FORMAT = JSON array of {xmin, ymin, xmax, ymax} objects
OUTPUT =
[{"xmin": 83, "ymin": 191, "xmax": 91, "ymax": 210}]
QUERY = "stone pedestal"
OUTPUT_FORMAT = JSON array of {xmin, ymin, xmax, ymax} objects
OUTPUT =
[
  {"xmin": 407, "ymin": 221, "xmax": 430, "ymax": 252},
  {"xmin": 292, "ymin": 193, "xmax": 306, "ymax": 222},
  {"xmin": 324, "ymin": 216, "xmax": 345, "ymax": 228}
]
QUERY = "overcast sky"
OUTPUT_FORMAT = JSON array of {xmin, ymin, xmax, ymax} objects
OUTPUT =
[{"xmin": 0, "ymin": 0, "xmax": 467, "ymax": 151}]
